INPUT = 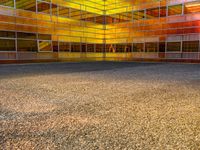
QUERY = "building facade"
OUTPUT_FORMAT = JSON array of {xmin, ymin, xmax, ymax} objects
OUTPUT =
[{"xmin": 0, "ymin": 0, "xmax": 199, "ymax": 62}]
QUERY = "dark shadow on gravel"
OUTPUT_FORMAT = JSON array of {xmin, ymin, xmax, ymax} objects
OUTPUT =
[{"xmin": 0, "ymin": 62, "xmax": 161, "ymax": 78}]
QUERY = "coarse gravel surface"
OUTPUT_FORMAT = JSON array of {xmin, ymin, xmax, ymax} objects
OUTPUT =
[{"xmin": 0, "ymin": 62, "xmax": 200, "ymax": 150}]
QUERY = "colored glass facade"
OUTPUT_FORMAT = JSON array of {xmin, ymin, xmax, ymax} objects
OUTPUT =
[{"xmin": 0, "ymin": 0, "xmax": 199, "ymax": 61}]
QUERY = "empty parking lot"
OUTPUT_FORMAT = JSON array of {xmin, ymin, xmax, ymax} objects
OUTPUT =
[{"xmin": 1, "ymin": 62, "xmax": 200, "ymax": 149}]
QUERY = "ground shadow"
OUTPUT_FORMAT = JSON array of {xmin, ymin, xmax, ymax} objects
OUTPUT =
[{"xmin": 0, "ymin": 62, "xmax": 160, "ymax": 78}]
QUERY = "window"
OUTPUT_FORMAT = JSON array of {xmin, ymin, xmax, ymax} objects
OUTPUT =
[
  {"xmin": 106, "ymin": 44, "xmax": 116, "ymax": 53},
  {"xmin": 82, "ymin": 11, "xmax": 96, "ymax": 22},
  {"xmin": 182, "ymin": 41, "xmax": 199, "ymax": 52},
  {"xmin": 126, "ymin": 43, "xmax": 132, "ymax": 52},
  {"xmin": 146, "ymin": 8, "xmax": 159, "ymax": 19},
  {"xmin": 168, "ymin": 4, "xmax": 182, "ymax": 16},
  {"xmin": 16, "ymin": 0, "xmax": 36, "ymax": 12},
  {"xmin": 160, "ymin": 7, "xmax": 167, "ymax": 17},
  {"xmin": 41, "ymin": 0, "xmax": 51, "ymax": 2},
  {"xmin": 116, "ymin": 44, "xmax": 126, "ymax": 53},
  {"xmin": 37, "ymin": 1, "xmax": 50, "ymax": 14},
  {"xmin": 17, "ymin": 32, "xmax": 37, "ymax": 39},
  {"xmin": 0, "ymin": 0, "xmax": 14, "ymax": 7},
  {"xmin": 115, "ymin": 12, "xmax": 131, "ymax": 23},
  {"xmin": 87, "ymin": 44, "xmax": 95, "ymax": 52},
  {"xmin": 17, "ymin": 32, "xmax": 37, "ymax": 52},
  {"xmin": 17, "ymin": 40, "xmax": 38, "ymax": 52},
  {"xmin": 38, "ymin": 34, "xmax": 51, "ymax": 40},
  {"xmin": 96, "ymin": 44, "xmax": 103, "ymax": 52},
  {"xmin": 167, "ymin": 42, "xmax": 181, "ymax": 52},
  {"xmin": 145, "ymin": 42, "xmax": 158, "ymax": 52},
  {"xmin": 39, "ymin": 41, "xmax": 52, "ymax": 52},
  {"xmin": 70, "ymin": 8, "xmax": 82, "ymax": 20},
  {"xmin": 71, "ymin": 43, "xmax": 80, "ymax": 52},
  {"xmin": 0, "ymin": 31, "xmax": 16, "ymax": 52},
  {"xmin": 59, "ymin": 6, "xmax": 70, "ymax": 18},
  {"xmin": 96, "ymin": 16, "xmax": 106, "ymax": 24},
  {"xmin": 105, "ymin": 44, "xmax": 110, "ymax": 52},
  {"xmin": 59, "ymin": 42, "xmax": 70, "ymax": 52},
  {"xmin": 0, "ymin": 39, "xmax": 15, "ymax": 51},
  {"xmin": 133, "ymin": 10, "xmax": 145, "ymax": 21},
  {"xmin": 126, "ymin": 12, "xmax": 133, "ymax": 22},
  {"xmin": 184, "ymin": 2, "xmax": 200, "ymax": 14},
  {"xmin": 0, "ymin": 31, "xmax": 15, "ymax": 38},
  {"xmin": 51, "ymin": 4, "xmax": 58, "ymax": 16},
  {"xmin": 133, "ymin": 43, "xmax": 144, "ymax": 52},
  {"xmin": 113, "ymin": 14, "xmax": 120, "ymax": 23}
]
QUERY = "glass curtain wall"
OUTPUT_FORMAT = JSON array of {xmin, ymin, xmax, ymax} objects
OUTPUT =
[
  {"xmin": 105, "ymin": 0, "xmax": 200, "ymax": 60},
  {"xmin": 0, "ymin": 0, "xmax": 199, "ymax": 60},
  {"xmin": 0, "ymin": 0, "xmax": 105, "ymax": 59}
]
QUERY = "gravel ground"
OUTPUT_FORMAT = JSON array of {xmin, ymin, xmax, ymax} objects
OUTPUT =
[{"xmin": 0, "ymin": 62, "xmax": 200, "ymax": 150}]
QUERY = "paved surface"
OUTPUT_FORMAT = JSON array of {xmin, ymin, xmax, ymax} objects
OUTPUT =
[{"xmin": 0, "ymin": 62, "xmax": 200, "ymax": 149}]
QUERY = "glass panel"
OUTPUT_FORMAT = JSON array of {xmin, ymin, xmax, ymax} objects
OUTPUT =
[
  {"xmin": 96, "ymin": 15, "xmax": 105, "ymax": 24},
  {"xmin": 106, "ymin": 44, "xmax": 115, "ymax": 52},
  {"xmin": 133, "ymin": 43, "xmax": 144, "ymax": 52},
  {"xmin": 81, "ymin": 43, "xmax": 87, "ymax": 52},
  {"xmin": 16, "ymin": 0, "xmax": 36, "ymax": 12},
  {"xmin": 17, "ymin": 32, "xmax": 37, "ymax": 39},
  {"xmin": 37, "ymin": 1, "xmax": 50, "ymax": 14},
  {"xmin": 39, "ymin": 41, "xmax": 52, "ymax": 51},
  {"xmin": 159, "ymin": 42, "xmax": 165, "ymax": 52},
  {"xmin": 167, "ymin": 42, "xmax": 181, "ymax": 52},
  {"xmin": 82, "ymin": 11, "xmax": 95, "ymax": 22},
  {"xmin": 87, "ymin": 44, "xmax": 95, "ymax": 52},
  {"xmin": 17, "ymin": 40, "xmax": 38, "ymax": 52},
  {"xmin": 71, "ymin": 43, "xmax": 80, "ymax": 52},
  {"xmin": 0, "ymin": 39, "xmax": 15, "ymax": 51},
  {"xmin": 126, "ymin": 43, "xmax": 132, "ymax": 52},
  {"xmin": 53, "ymin": 41, "xmax": 58, "ymax": 52},
  {"xmin": 0, "ymin": 0, "xmax": 14, "ymax": 7},
  {"xmin": 116, "ymin": 44, "xmax": 126, "ymax": 52},
  {"xmin": 146, "ymin": 8, "xmax": 159, "ymax": 19},
  {"xmin": 133, "ymin": 10, "xmax": 145, "ymax": 21},
  {"xmin": 160, "ymin": 7, "xmax": 167, "ymax": 17},
  {"xmin": 0, "ymin": 31, "xmax": 15, "ymax": 38},
  {"xmin": 126, "ymin": 11, "xmax": 133, "ymax": 22},
  {"xmin": 59, "ymin": 6, "xmax": 70, "ymax": 18},
  {"xmin": 96, "ymin": 44, "xmax": 103, "ymax": 52},
  {"xmin": 114, "ymin": 14, "xmax": 122, "ymax": 23},
  {"xmin": 168, "ymin": 4, "xmax": 182, "ymax": 16},
  {"xmin": 182, "ymin": 41, "xmax": 199, "ymax": 52},
  {"xmin": 59, "ymin": 42, "xmax": 70, "ymax": 52},
  {"xmin": 38, "ymin": 34, "xmax": 51, "ymax": 40},
  {"xmin": 115, "ymin": 12, "xmax": 131, "ymax": 22},
  {"xmin": 70, "ymin": 8, "xmax": 82, "ymax": 20},
  {"xmin": 145, "ymin": 42, "xmax": 158, "ymax": 52},
  {"xmin": 51, "ymin": 4, "xmax": 58, "ymax": 16},
  {"xmin": 42, "ymin": 0, "xmax": 51, "ymax": 3},
  {"xmin": 184, "ymin": 1, "xmax": 200, "ymax": 14}
]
